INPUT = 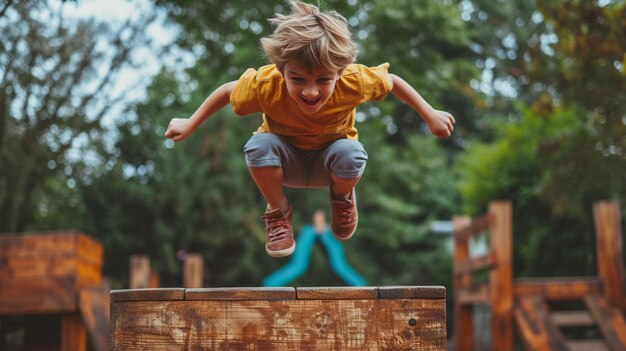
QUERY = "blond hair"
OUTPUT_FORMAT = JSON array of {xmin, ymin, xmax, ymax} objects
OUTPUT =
[{"xmin": 260, "ymin": 0, "xmax": 357, "ymax": 73}]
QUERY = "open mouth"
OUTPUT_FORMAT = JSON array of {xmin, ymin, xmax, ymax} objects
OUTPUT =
[{"xmin": 301, "ymin": 96, "xmax": 322, "ymax": 106}]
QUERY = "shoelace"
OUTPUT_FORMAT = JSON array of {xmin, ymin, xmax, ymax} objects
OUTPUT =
[
  {"xmin": 332, "ymin": 202, "xmax": 355, "ymax": 225},
  {"xmin": 263, "ymin": 215, "xmax": 291, "ymax": 243}
]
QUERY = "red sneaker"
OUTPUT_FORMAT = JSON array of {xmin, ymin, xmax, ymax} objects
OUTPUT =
[
  {"xmin": 330, "ymin": 190, "xmax": 358, "ymax": 241},
  {"xmin": 262, "ymin": 205, "xmax": 295, "ymax": 257}
]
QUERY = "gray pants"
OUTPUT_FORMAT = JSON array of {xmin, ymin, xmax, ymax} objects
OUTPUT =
[{"xmin": 243, "ymin": 133, "xmax": 368, "ymax": 188}]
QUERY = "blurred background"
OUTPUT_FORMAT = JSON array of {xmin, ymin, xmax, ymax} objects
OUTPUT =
[{"xmin": 1, "ymin": 0, "xmax": 625, "ymax": 337}]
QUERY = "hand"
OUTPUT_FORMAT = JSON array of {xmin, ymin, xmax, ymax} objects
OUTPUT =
[
  {"xmin": 426, "ymin": 110, "xmax": 456, "ymax": 138},
  {"xmin": 164, "ymin": 118, "xmax": 195, "ymax": 142}
]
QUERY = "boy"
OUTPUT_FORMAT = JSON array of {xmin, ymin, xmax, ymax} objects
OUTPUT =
[{"xmin": 164, "ymin": 0, "xmax": 455, "ymax": 258}]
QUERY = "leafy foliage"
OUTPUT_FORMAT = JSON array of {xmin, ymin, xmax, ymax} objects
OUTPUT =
[
  {"xmin": 359, "ymin": 0, "xmax": 482, "ymax": 149},
  {"xmin": 0, "ymin": 0, "xmax": 158, "ymax": 232},
  {"xmin": 458, "ymin": 106, "xmax": 600, "ymax": 277},
  {"xmin": 458, "ymin": 0, "xmax": 626, "ymax": 279}
]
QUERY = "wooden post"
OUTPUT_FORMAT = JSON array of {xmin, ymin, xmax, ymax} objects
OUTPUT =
[
  {"xmin": 149, "ymin": 269, "xmax": 160, "ymax": 288},
  {"xmin": 593, "ymin": 200, "xmax": 623, "ymax": 309},
  {"xmin": 129, "ymin": 255, "xmax": 151, "ymax": 289},
  {"xmin": 453, "ymin": 215, "xmax": 473, "ymax": 351},
  {"xmin": 183, "ymin": 254, "xmax": 204, "ymax": 288},
  {"xmin": 488, "ymin": 201, "xmax": 513, "ymax": 351},
  {"xmin": 61, "ymin": 314, "xmax": 87, "ymax": 351}
]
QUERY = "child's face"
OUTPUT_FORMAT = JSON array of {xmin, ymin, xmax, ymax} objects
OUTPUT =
[{"xmin": 283, "ymin": 61, "xmax": 340, "ymax": 116}]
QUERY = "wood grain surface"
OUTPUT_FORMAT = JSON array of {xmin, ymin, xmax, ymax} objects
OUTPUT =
[
  {"xmin": 0, "ymin": 231, "xmax": 103, "ymax": 314},
  {"xmin": 110, "ymin": 286, "xmax": 447, "ymax": 350}
]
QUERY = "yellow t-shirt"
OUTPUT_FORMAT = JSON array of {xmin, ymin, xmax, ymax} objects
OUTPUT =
[{"xmin": 230, "ymin": 63, "xmax": 392, "ymax": 150}]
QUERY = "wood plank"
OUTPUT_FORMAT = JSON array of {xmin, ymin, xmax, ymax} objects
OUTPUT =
[
  {"xmin": 378, "ymin": 286, "xmax": 446, "ymax": 299},
  {"xmin": 550, "ymin": 310, "xmax": 595, "ymax": 327},
  {"xmin": 0, "ymin": 232, "xmax": 78, "ymax": 256},
  {"xmin": 0, "ymin": 291, "xmax": 76, "ymax": 315},
  {"xmin": 0, "ymin": 256, "xmax": 101, "ymax": 285},
  {"xmin": 186, "ymin": 287, "xmax": 296, "ymax": 301},
  {"xmin": 0, "ymin": 256, "xmax": 78, "ymax": 279},
  {"xmin": 584, "ymin": 294, "xmax": 626, "ymax": 350},
  {"xmin": 593, "ymin": 201, "xmax": 624, "ymax": 309},
  {"xmin": 457, "ymin": 282, "xmax": 489, "ymax": 305},
  {"xmin": 79, "ymin": 281, "xmax": 111, "ymax": 351},
  {"xmin": 452, "ymin": 213, "xmax": 491, "ymax": 241},
  {"xmin": 453, "ymin": 252, "xmax": 495, "ymax": 275},
  {"xmin": 513, "ymin": 295, "xmax": 568, "ymax": 351},
  {"xmin": 296, "ymin": 286, "xmax": 377, "ymax": 300},
  {"xmin": 0, "ymin": 277, "xmax": 77, "ymax": 314},
  {"xmin": 0, "ymin": 232, "xmax": 102, "ymax": 264},
  {"xmin": 514, "ymin": 277, "xmax": 602, "ymax": 300},
  {"xmin": 566, "ymin": 340, "xmax": 609, "ymax": 351},
  {"xmin": 110, "ymin": 295, "xmax": 447, "ymax": 350},
  {"xmin": 110, "ymin": 288, "xmax": 185, "ymax": 302}
]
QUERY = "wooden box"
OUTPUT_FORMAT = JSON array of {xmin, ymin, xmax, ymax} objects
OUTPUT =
[
  {"xmin": 0, "ymin": 231, "xmax": 103, "ymax": 314},
  {"xmin": 110, "ymin": 286, "xmax": 447, "ymax": 350}
]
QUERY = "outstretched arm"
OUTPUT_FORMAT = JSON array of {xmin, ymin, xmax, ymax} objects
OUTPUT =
[
  {"xmin": 164, "ymin": 81, "xmax": 237, "ymax": 142},
  {"xmin": 388, "ymin": 73, "xmax": 455, "ymax": 138}
]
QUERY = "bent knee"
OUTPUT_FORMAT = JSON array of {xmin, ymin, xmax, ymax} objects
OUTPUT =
[
  {"xmin": 324, "ymin": 139, "xmax": 368, "ymax": 179},
  {"xmin": 243, "ymin": 133, "xmax": 286, "ymax": 168}
]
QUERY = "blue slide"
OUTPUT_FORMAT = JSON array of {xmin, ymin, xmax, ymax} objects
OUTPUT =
[{"xmin": 262, "ymin": 224, "xmax": 367, "ymax": 286}]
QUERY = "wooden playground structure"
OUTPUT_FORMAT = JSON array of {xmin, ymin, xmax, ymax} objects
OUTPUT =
[
  {"xmin": 110, "ymin": 285, "xmax": 447, "ymax": 350},
  {"xmin": 452, "ymin": 200, "xmax": 626, "ymax": 351},
  {"xmin": 0, "ymin": 231, "xmax": 109, "ymax": 351},
  {"xmin": 112, "ymin": 216, "xmax": 447, "ymax": 350}
]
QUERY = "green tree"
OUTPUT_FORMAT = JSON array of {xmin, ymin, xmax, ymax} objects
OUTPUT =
[
  {"xmin": 458, "ymin": 0, "xmax": 625, "ymax": 278},
  {"xmin": 359, "ymin": 0, "xmax": 482, "ymax": 149},
  {"xmin": 458, "ymin": 106, "xmax": 601, "ymax": 277},
  {"xmin": 528, "ymin": 0, "xmax": 626, "ymax": 215},
  {"xmin": 0, "ymin": 0, "xmax": 158, "ymax": 232}
]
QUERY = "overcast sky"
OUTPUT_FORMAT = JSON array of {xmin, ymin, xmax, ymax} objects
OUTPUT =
[{"xmin": 61, "ymin": 0, "xmax": 182, "ymax": 121}]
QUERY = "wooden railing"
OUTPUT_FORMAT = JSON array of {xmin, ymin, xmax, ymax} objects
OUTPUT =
[
  {"xmin": 453, "ymin": 201, "xmax": 512, "ymax": 351},
  {"xmin": 452, "ymin": 200, "xmax": 625, "ymax": 351}
]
